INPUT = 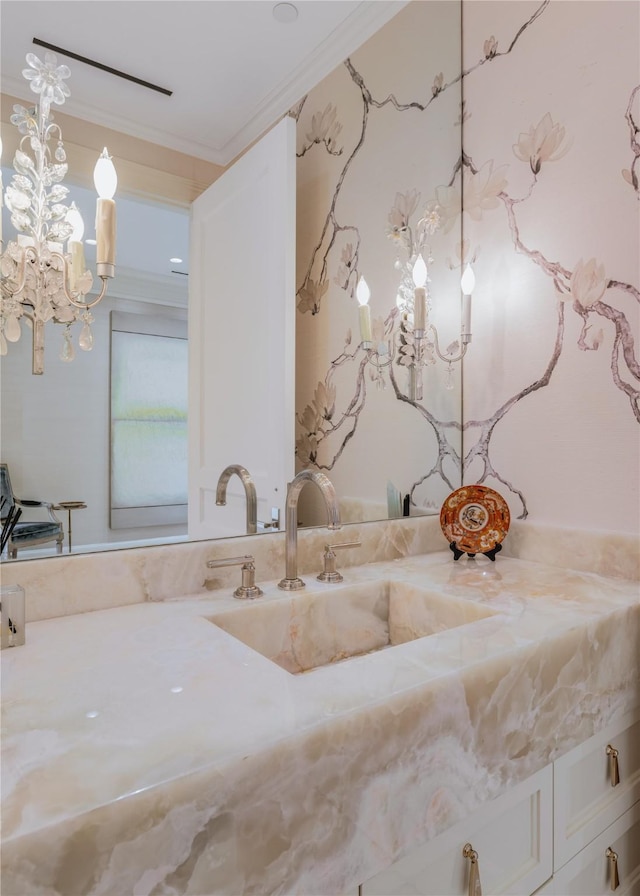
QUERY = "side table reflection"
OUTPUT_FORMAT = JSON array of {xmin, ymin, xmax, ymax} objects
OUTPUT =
[{"xmin": 54, "ymin": 501, "xmax": 87, "ymax": 553}]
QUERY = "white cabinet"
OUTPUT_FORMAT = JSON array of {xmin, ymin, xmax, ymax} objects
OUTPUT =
[
  {"xmin": 360, "ymin": 765, "xmax": 553, "ymax": 896},
  {"xmin": 535, "ymin": 800, "xmax": 640, "ymax": 895},
  {"xmin": 554, "ymin": 706, "xmax": 640, "ymax": 870},
  {"xmin": 359, "ymin": 708, "xmax": 640, "ymax": 896}
]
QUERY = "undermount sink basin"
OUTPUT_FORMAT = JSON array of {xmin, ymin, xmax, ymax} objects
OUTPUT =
[{"xmin": 206, "ymin": 579, "xmax": 497, "ymax": 674}]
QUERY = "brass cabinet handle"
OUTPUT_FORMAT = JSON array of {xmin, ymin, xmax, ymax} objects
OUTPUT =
[
  {"xmin": 605, "ymin": 847, "xmax": 620, "ymax": 891},
  {"xmin": 462, "ymin": 843, "xmax": 482, "ymax": 896},
  {"xmin": 606, "ymin": 744, "xmax": 620, "ymax": 787}
]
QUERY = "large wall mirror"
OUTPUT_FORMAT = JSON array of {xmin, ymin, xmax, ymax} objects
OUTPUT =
[{"xmin": 1, "ymin": 0, "xmax": 463, "ymax": 560}]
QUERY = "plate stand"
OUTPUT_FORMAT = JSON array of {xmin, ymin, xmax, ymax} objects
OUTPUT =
[{"xmin": 449, "ymin": 542, "xmax": 503, "ymax": 562}]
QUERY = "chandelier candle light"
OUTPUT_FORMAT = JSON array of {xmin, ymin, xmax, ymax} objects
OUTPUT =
[
  {"xmin": 357, "ymin": 275, "xmax": 372, "ymax": 348},
  {"xmin": 0, "ymin": 52, "xmax": 117, "ymax": 374},
  {"xmin": 368, "ymin": 200, "xmax": 478, "ymax": 400},
  {"xmin": 412, "ymin": 254, "xmax": 427, "ymax": 335},
  {"xmin": 460, "ymin": 262, "xmax": 475, "ymax": 345}
]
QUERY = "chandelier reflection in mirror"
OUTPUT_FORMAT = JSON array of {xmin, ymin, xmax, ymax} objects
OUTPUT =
[
  {"xmin": 0, "ymin": 52, "xmax": 117, "ymax": 375},
  {"xmin": 357, "ymin": 204, "xmax": 475, "ymax": 401}
]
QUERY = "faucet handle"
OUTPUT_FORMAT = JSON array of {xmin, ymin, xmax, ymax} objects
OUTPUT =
[
  {"xmin": 317, "ymin": 541, "xmax": 361, "ymax": 583},
  {"xmin": 206, "ymin": 554, "xmax": 263, "ymax": 599}
]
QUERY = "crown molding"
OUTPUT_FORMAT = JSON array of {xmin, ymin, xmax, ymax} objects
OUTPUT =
[
  {"xmin": 219, "ymin": 0, "xmax": 410, "ymax": 165},
  {"xmin": 1, "ymin": 106, "xmax": 212, "ymax": 207},
  {"xmin": 108, "ymin": 266, "xmax": 188, "ymax": 308}
]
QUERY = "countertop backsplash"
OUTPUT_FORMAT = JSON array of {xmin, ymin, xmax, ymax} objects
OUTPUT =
[{"xmin": 0, "ymin": 516, "xmax": 637, "ymax": 624}]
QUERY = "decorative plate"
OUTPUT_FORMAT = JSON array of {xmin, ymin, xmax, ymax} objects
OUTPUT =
[{"xmin": 440, "ymin": 485, "xmax": 510, "ymax": 555}]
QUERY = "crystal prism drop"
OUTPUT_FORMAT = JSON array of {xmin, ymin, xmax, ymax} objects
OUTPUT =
[
  {"xmin": 55, "ymin": 142, "xmax": 67, "ymax": 162},
  {"xmin": 79, "ymin": 322, "xmax": 93, "ymax": 351},
  {"xmin": 0, "ymin": 330, "xmax": 7, "ymax": 355},
  {"xmin": 445, "ymin": 363, "xmax": 455, "ymax": 391},
  {"xmin": 60, "ymin": 327, "xmax": 75, "ymax": 362},
  {"xmin": 4, "ymin": 314, "xmax": 21, "ymax": 343}
]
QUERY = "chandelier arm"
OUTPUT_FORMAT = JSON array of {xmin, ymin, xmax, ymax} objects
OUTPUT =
[
  {"xmin": 365, "ymin": 336, "xmax": 396, "ymax": 372},
  {"xmin": 366, "ymin": 353, "xmax": 393, "ymax": 372},
  {"xmin": 429, "ymin": 323, "xmax": 469, "ymax": 364},
  {"xmin": 47, "ymin": 250, "xmax": 110, "ymax": 309},
  {"xmin": 66, "ymin": 276, "xmax": 109, "ymax": 310},
  {"xmin": 0, "ymin": 244, "xmax": 36, "ymax": 301}
]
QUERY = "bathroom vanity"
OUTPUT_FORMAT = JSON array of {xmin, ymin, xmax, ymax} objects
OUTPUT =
[{"xmin": 1, "ymin": 518, "xmax": 639, "ymax": 895}]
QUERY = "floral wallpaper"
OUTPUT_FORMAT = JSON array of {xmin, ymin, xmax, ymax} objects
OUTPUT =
[
  {"xmin": 461, "ymin": 0, "xmax": 639, "ymax": 534},
  {"xmin": 295, "ymin": 0, "xmax": 464, "ymax": 525},
  {"xmin": 295, "ymin": 0, "xmax": 639, "ymax": 535}
]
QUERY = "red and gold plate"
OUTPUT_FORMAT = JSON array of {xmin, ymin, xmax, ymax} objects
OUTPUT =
[{"xmin": 440, "ymin": 485, "xmax": 510, "ymax": 555}]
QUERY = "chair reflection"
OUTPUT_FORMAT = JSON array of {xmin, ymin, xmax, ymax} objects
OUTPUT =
[{"xmin": 0, "ymin": 464, "xmax": 64, "ymax": 558}]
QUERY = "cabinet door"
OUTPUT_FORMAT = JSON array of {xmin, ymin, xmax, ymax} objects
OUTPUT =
[
  {"xmin": 554, "ymin": 707, "xmax": 640, "ymax": 870},
  {"xmin": 545, "ymin": 799, "xmax": 640, "ymax": 895},
  {"xmin": 361, "ymin": 765, "xmax": 552, "ymax": 896}
]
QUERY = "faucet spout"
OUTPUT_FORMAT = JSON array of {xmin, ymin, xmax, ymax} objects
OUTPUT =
[
  {"xmin": 278, "ymin": 470, "xmax": 341, "ymax": 591},
  {"xmin": 215, "ymin": 465, "xmax": 258, "ymax": 535}
]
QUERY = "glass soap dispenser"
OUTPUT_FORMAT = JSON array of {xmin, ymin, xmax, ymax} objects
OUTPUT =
[{"xmin": 1, "ymin": 584, "xmax": 25, "ymax": 648}]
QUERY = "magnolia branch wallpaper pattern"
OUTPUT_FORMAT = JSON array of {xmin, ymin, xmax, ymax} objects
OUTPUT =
[{"xmin": 294, "ymin": 0, "xmax": 639, "ymax": 535}]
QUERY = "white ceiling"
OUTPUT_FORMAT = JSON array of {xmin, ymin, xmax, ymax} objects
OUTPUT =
[
  {"xmin": 1, "ymin": 0, "xmax": 406, "ymax": 166},
  {"xmin": 1, "ymin": 0, "xmax": 406, "ymax": 285}
]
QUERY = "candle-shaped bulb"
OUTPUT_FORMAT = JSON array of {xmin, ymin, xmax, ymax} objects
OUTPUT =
[
  {"xmin": 94, "ymin": 148, "xmax": 117, "ymax": 278},
  {"xmin": 93, "ymin": 148, "xmax": 117, "ymax": 199},
  {"xmin": 66, "ymin": 203, "xmax": 85, "ymax": 242},
  {"xmin": 66, "ymin": 203, "xmax": 86, "ymax": 292},
  {"xmin": 356, "ymin": 276, "xmax": 371, "ymax": 306},
  {"xmin": 461, "ymin": 263, "xmax": 475, "ymax": 295},
  {"xmin": 356, "ymin": 276, "xmax": 372, "ymax": 345},
  {"xmin": 412, "ymin": 254, "xmax": 427, "ymax": 288},
  {"xmin": 412, "ymin": 255, "xmax": 427, "ymax": 333},
  {"xmin": 460, "ymin": 264, "xmax": 474, "ymax": 345}
]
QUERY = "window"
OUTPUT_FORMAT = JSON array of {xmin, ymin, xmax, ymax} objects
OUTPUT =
[{"xmin": 110, "ymin": 311, "xmax": 188, "ymax": 529}]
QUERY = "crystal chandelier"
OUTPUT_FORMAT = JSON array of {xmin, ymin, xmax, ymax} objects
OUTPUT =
[{"xmin": 0, "ymin": 51, "xmax": 117, "ymax": 374}]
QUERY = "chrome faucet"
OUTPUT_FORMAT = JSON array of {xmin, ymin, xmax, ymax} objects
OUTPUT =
[
  {"xmin": 278, "ymin": 470, "xmax": 341, "ymax": 591},
  {"xmin": 216, "ymin": 465, "xmax": 257, "ymax": 535}
]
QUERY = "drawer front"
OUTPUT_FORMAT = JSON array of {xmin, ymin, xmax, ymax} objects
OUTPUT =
[
  {"xmin": 361, "ymin": 765, "xmax": 552, "ymax": 896},
  {"xmin": 546, "ymin": 799, "xmax": 640, "ymax": 895},
  {"xmin": 554, "ymin": 707, "xmax": 640, "ymax": 870}
]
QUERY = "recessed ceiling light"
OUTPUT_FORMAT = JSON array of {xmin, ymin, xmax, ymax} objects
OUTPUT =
[
  {"xmin": 170, "ymin": 257, "xmax": 183, "ymax": 264},
  {"xmin": 273, "ymin": 3, "xmax": 298, "ymax": 24}
]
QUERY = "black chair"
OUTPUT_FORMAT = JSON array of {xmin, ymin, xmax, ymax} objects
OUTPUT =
[{"xmin": 0, "ymin": 464, "xmax": 64, "ymax": 558}]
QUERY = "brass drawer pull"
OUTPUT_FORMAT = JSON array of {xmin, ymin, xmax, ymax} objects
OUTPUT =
[
  {"xmin": 462, "ymin": 843, "xmax": 482, "ymax": 896},
  {"xmin": 606, "ymin": 744, "xmax": 620, "ymax": 787},
  {"xmin": 606, "ymin": 847, "xmax": 620, "ymax": 891}
]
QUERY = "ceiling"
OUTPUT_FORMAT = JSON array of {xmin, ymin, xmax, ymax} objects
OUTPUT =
[
  {"xmin": 1, "ymin": 0, "xmax": 406, "ymax": 167},
  {"xmin": 1, "ymin": 0, "xmax": 406, "ymax": 286}
]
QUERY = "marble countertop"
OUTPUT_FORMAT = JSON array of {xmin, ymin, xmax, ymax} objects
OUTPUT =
[{"xmin": 2, "ymin": 551, "xmax": 639, "ymax": 895}]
